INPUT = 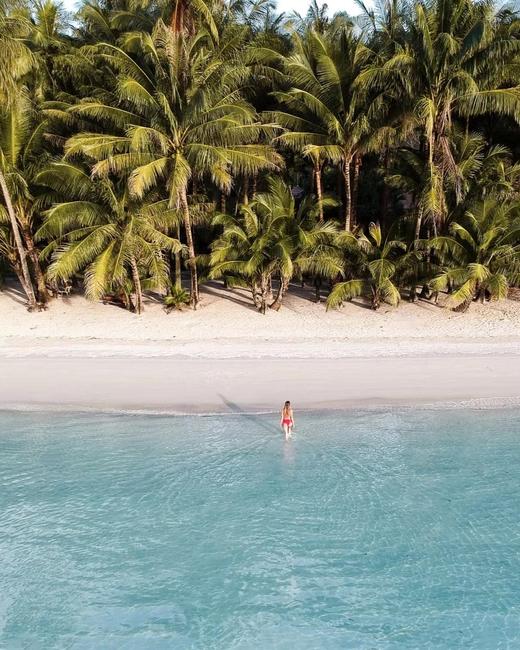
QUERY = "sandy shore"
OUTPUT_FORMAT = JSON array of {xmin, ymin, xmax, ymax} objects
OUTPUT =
[
  {"xmin": 1, "ymin": 356, "xmax": 519, "ymax": 414},
  {"xmin": 1, "ymin": 282, "xmax": 519, "ymax": 411}
]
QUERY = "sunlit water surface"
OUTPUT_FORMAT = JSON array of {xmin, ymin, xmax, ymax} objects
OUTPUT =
[{"xmin": 1, "ymin": 409, "xmax": 520, "ymax": 649}]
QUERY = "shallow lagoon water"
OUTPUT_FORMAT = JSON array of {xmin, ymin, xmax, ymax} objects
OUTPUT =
[{"xmin": 1, "ymin": 408, "xmax": 519, "ymax": 649}]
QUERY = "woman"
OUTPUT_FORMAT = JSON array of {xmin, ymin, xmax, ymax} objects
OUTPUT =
[{"xmin": 280, "ymin": 401, "xmax": 295, "ymax": 440}]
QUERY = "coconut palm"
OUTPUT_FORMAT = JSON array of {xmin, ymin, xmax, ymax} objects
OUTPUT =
[
  {"xmin": 355, "ymin": 0, "xmax": 407, "ymax": 48},
  {"xmin": 24, "ymin": 0, "xmax": 73, "ymax": 100},
  {"xmin": 0, "ymin": 2, "xmax": 35, "ymax": 100},
  {"xmin": 272, "ymin": 26, "xmax": 391, "ymax": 231},
  {"xmin": 210, "ymin": 176, "xmax": 336, "ymax": 312},
  {"xmin": 390, "ymin": 129, "xmax": 520, "ymax": 251},
  {"xmin": 0, "ymin": 87, "xmax": 52, "ymax": 305},
  {"xmin": 327, "ymin": 222, "xmax": 418, "ymax": 309},
  {"xmin": 268, "ymin": 29, "xmax": 328, "ymax": 221},
  {"xmin": 0, "ymin": 4, "xmax": 39, "ymax": 307},
  {"xmin": 429, "ymin": 197, "xmax": 520, "ymax": 311},
  {"xmin": 36, "ymin": 162, "xmax": 182, "ymax": 313},
  {"xmin": 0, "ymin": 0, "xmax": 519, "ymax": 319},
  {"xmin": 366, "ymin": 0, "xmax": 520, "ymax": 231},
  {"xmin": 65, "ymin": 22, "xmax": 280, "ymax": 307},
  {"xmin": 288, "ymin": 0, "xmax": 330, "ymax": 34}
]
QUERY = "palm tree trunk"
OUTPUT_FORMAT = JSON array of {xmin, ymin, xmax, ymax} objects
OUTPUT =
[
  {"xmin": 409, "ymin": 204, "xmax": 423, "ymax": 302},
  {"xmin": 242, "ymin": 176, "xmax": 249, "ymax": 206},
  {"xmin": 270, "ymin": 275, "xmax": 289, "ymax": 311},
  {"xmin": 418, "ymin": 225, "xmax": 433, "ymax": 300},
  {"xmin": 267, "ymin": 274, "xmax": 273, "ymax": 300},
  {"xmin": 414, "ymin": 203, "xmax": 424, "ymax": 247},
  {"xmin": 252, "ymin": 280, "xmax": 261, "ymax": 308},
  {"xmin": 380, "ymin": 149, "xmax": 390, "ymax": 226},
  {"xmin": 130, "ymin": 256, "xmax": 143, "ymax": 314},
  {"xmin": 351, "ymin": 154, "xmax": 361, "ymax": 228},
  {"xmin": 314, "ymin": 276, "xmax": 321, "ymax": 303},
  {"xmin": 21, "ymin": 222, "xmax": 48, "ymax": 303},
  {"xmin": 371, "ymin": 287, "xmax": 380, "ymax": 310},
  {"xmin": 314, "ymin": 163, "xmax": 324, "ymax": 222},
  {"xmin": 179, "ymin": 186, "xmax": 199, "ymax": 308},
  {"xmin": 342, "ymin": 157, "xmax": 352, "ymax": 231},
  {"xmin": 336, "ymin": 169, "xmax": 342, "ymax": 221},
  {"xmin": 174, "ymin": 224, "xmax": 182, "ymax": 290},
  {"xmin": 0, "ymin": 170, "xmax": 36, "ymax": 308},
  {"xmin": 259, "ymin": 274, "xmax": 268, "ymax": 314}
]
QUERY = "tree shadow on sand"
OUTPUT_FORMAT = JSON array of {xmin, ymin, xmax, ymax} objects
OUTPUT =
[
  {"xmin": 1, "ymin": 280, "xmax": 29, "ymax": 306},
  {"xmin": 201, "ymin": 282, "xmax": 258, "ymax": 312}
]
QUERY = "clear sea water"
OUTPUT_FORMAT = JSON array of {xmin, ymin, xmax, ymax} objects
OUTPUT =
[{"xmin": 1, "ymin": 409, "xmax": 519, "ymax": 649}]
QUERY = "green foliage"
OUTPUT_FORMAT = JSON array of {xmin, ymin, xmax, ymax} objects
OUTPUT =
[
  {"xmin": 365, "ymin": 0, "xmax": 520, "ymax": 228},
  {"xmin": 0, "ymin": 0, "xmax": 519, "ymax": 315},
  {"xmin": 211, "ymin": 176, "xmax": 337, "ymax": 311},
  {"xmin": 430, "ymin": 197, "xmax": 520, "ymax": 310},
  {"xmin": 327, "ymin": 222, "xmax": 419, "ymax": 310},
  {"xmin": 163, "ymin": 285, "xmax": 190, "ymax": 312},
  {"xmin": 36, "ymin": 162, "xmax": 181, "ymax": 307}
]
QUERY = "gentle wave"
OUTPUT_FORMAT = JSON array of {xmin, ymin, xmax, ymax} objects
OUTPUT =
[{"xmin": 2, "ymin": 396, "xmax": 520, "ymax": 417}]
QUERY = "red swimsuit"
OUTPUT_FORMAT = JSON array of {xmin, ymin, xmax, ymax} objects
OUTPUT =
[{"xmin": 282, "ymin": 409, "xmax": 293, "ymax": 426}]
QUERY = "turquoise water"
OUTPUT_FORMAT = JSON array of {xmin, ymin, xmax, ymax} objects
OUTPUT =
[{"xmin": 1, "ymin": 409, "xmax": 519, "ymax": 649}]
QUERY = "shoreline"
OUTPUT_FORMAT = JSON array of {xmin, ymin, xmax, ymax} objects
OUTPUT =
[
  {"xmin": 1, "ymin": 355, "xmax": 519, "ymax": 414},
  {"xmin": 3, "ymin": 398, "xmax": 520, "ymax": 417},
  {"xmin": 1, "ymin": 288, "xmax": 520, "ymax": 413}
]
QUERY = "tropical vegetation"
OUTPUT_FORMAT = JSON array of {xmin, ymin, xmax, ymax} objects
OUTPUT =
[{"xmin": 0, "ymin": 0, "xmax": 519, "ymax": 314}]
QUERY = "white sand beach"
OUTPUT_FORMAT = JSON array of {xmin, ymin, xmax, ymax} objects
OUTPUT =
[{"xmin": 1, "ymin": 282, "xmax": 519, "ymax": 412}]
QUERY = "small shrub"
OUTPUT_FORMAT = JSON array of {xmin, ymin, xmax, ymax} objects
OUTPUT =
[{"xmin": 163, "ymin": 286, "xmax": 190, "ymax": 312}]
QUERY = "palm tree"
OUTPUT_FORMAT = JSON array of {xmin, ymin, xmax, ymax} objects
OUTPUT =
[
  {"xmin": 327, "ymin": 222, "xmax": 417, "ymax": 309},
  {"xmin": 0, "ymin": 4, "xmax": 38, "ymax": 307},
  {"xmin": 36, "ymin": 162, "xmax": 182, "ymax": 313},
  {"xmin": 268, "ymin": 29, "xmax": 327, "ymax": 221},
  {"xmin": 355, "ymin": 0, "xmax": 405, "ymax": 40},
  {"xmin": 0, "ymin": 88, "xmax": 53, "ymax": 304},
  {"xmin": 429, "ymin": 197, "xmax": 520, "ymax": 311},
  {"xmin": 366, "ymin": 0, "xmax": 520, "ymax": 231},
  {"xmin": 272, "ymin": 26, "xmax": 390, "ymax": 231},
  {"xmin": 288, "ymin": 0, "xmax": 330, "ymax": 34},
  {"xmin": 65, "ymin": 22, "xmax": 280, "ymax": 307},
  {"xmin": 210, "ymin": 176, "xmax": 336, "ymax": 312},
  {"xmin": 25, "ymin": 0, "xmax": 73, "ymax": 100},
  {"xmin": 0, "ymin": 3, "xmax": 35, "ymax": 101}
]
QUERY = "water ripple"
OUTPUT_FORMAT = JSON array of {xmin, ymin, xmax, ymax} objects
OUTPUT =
[{"xmin": 0, "ymin": 409, "xmax": 519, "ymax": 648}]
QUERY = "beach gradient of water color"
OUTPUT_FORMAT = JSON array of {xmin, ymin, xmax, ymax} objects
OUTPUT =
[{"xmin": 1, "ymin": 409, "xmax": 519, "ymax": 649}]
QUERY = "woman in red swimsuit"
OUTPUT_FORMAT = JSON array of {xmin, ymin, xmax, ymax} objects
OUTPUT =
[{"xmin": 280, "ymin": 400, "xmax": 295, "ymax": 440}]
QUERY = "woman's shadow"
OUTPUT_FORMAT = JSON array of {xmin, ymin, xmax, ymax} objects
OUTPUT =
[
  {"xmin": 219, "ymin": 394, "xmax": 296, "ymax": 465},
  {"xmin": 218, "ymin": 394, "xmax": 281, "ymax": 436}
]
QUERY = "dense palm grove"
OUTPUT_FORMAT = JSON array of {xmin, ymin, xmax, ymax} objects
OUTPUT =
[{"xmin": 1, "ymin": 0, "xmax": 519, "ymax": 314}]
